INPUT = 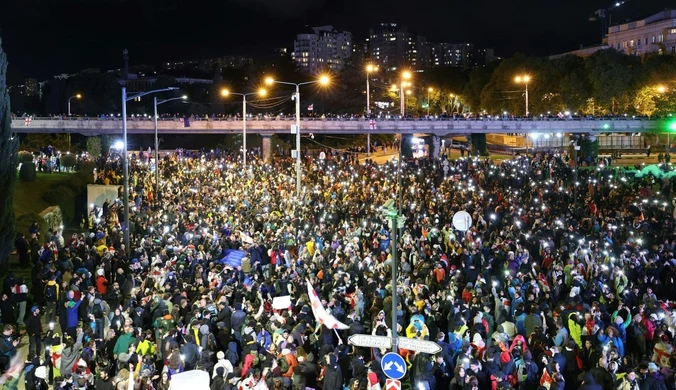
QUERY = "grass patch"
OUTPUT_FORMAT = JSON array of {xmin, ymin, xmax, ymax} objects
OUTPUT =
[{"xmin": 14, "ymin": 172, "xmax": 73, "ymax": 218}]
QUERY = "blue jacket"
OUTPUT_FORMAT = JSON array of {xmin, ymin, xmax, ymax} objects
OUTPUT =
[
  {"xmin": 65, "ymin": 299, "xmax": 83, "ymax": 328},
  {"xmin": 597, "ymin": 333, "xmax": 624, "ymax": 356}
]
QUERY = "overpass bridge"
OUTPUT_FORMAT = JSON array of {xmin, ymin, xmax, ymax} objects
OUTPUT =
[{"xmin": 11, "ymin": 117, "xmax": 664, "ymax": 136}]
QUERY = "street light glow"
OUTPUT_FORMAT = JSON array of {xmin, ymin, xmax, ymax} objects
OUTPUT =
[
  {"xmin": 428, "ymin": 87, "xmax": 434, "ymax": 92},
  {"xmin": 221, "ymin": 89, "xmax": 229, "ymax": 97},
  {"xmin": 366, "ymin": 64, "xmax": 378, "ymax": 73},
  {"xmin": 265, "ymin": 77, "xmax": 274, "ymax": 85},
  {"xmin": 318, "ymin": 75, "xmax": 330, "ymax": 85},
  {"xmin": 76, "ymin": 94, "xmax": 82, "ymax": 99},
  {"xmin": 657, "ymin": 85, "xmax": 667, "ymax": 94},
  {"xmin": 181, "ymin": 95, "xmax": 188, "ymax": 99},
  {"xmin": 402, "ymin": 71, "xmax": 412, "ymax": 80},
  {"xmin": 515, "ymin": 75, "xmax": 531, "ymax": 83},
  {"xmin": 258, "ymin": 88, "xmax": 267, "ymax": 97}
]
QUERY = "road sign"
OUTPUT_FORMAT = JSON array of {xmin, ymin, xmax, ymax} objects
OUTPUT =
[
  {"xmin": 386, "ymin": 379, "xmax": 401, "ymax": 390},
  {"xmin": 398, "ymin": 337, "xmax": 442, "ymax": 354},
  {"xmin": 381, "ymin": 352, "xmax": 406, "ymax": 380},
  {"xmin": 348, "ymin": 334, "xmax": 392, "ymax": 349}
]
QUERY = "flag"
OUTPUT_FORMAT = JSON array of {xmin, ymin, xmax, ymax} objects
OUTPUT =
[
  {"xmin": 369, "ymin": 119, "xmax": 376, "ymax": 130},
  {"xmin": 557, "ymin": 112, "xmax": 564, "ymax": 119},
  {"xmin": 306, "ymin": 278, "xmax": 349, "ymax": 329},
  {"xmin": 24, "ymin": 116, "xmax": 32, "ymax": 126},
  {"xmin": 308, "ymin": 104, "xmax": 314, "ymax": 111},
  {"xmin": 219, "ymin": 249, "xmax": 247, "ymax": 268}
]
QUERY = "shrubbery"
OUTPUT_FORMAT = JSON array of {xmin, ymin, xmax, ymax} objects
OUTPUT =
[
  {"xmin": 19, "ymin": 162, "xmax": 36, "ymax": 182},
  {"xmin": 42, "ymin": 187, "xmax": 75, "ymax": 225}
]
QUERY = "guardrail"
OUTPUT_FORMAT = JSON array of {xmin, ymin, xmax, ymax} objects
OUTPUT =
[{"xmin": 14, "ymin": 116, "xmax": 666, "ymax": 122}]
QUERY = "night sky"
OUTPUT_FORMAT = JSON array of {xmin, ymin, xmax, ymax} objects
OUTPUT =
[{"xmin": 0, "ymin": 0, "xmax": 673, "ymax": 83}]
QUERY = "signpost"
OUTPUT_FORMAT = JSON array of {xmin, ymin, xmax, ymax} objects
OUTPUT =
[
  {"xmin": 398, "ymin": 338, "xmax": 443, "ymax": 354},
  {"xmin": 348, "ymin": 334, "xmax": 392, "ymax": 349},
  {"xmin": 381, "ymin": 352, "xmax": 407, "ymax": 380}
]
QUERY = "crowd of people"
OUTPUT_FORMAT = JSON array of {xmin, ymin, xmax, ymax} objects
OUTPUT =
[{"xmin": 2, "ymin": 144, "xmax": 676, "ymax": 390}]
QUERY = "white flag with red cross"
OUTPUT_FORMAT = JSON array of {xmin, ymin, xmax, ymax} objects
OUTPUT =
[{"xmin": 306, "ymin": 279, "xmax": 349, "ymax": 329}]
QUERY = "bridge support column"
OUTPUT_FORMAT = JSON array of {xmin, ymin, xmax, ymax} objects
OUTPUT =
[
  {"xmin": 261, "ymin": 135, "xmax": 272, "ymax": 162},
  {"xmin": 431, "ymin": 135, "xmax": 441, "ymax": 160}
]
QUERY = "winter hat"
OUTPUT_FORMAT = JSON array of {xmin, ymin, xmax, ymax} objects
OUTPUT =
[
  {"xmin": 217, "ymin": 351, "xmax": 225, "ymax": 360},
  {"xmin": 77, "ymin": 359, "xmax": 87, "ymax": 367},
  {"xmin": 281, "ymin": 348, "xmax": 291, "ymax": 356},
  {"xmin": 35, "ymin": 366, "xmax": 47, "ymax": 379},
  {"xmin": 97, "ymin": 269, "xmax": 104, "ymax": 276},
  {"xmin": 648, "ymin": 362, "xmax": 659, "ymax": 372},
  {"xmin": 31, "ymin": 306, "xmax": 39, "ymax": 314},
  {"xmin": 200, "ymin": 324, "xmax": 210, "ymax": 335}
]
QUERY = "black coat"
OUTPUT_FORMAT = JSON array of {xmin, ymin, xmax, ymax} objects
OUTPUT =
[{"xmin": 323, "ymin": 355, "xmax": 343, "ymax": 390}]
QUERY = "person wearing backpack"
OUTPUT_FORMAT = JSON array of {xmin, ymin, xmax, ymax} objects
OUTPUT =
[
  {"xmin": 516, "ymin": 351, "xmax": 539, "ymax": 390},
  {"xmin": 44, "ymin": 276, "xmax": 59, "ymax": 324},
  {"xmin": 91, "ymin": 293, "xmax": 109, "ymax": 340}
]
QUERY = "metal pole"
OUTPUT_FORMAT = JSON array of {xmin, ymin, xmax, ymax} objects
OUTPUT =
[
  {"xmin": 366, "ymin": 75, "xmax": 370, "ymax": 116},
  {"xmin": 122, "ymin": 87, "xmax": 130, "ymax": 255},
  {"xmin": 525, "ymin": 82, "xmax": 529, "ymax": 117},
  {"xmin": 243, "ymin": 95, "xmax": 247, "ymax": 168},
  {"xmin": 366, "ymin": 76, "xmax": 371, "ymax": 157},
  {"xmin": 68, "ymin": 98, "xmax": 71, "ymax": 116},
  {"xmin": 390, "ymin": 213, "xmax": 398, "ymax": 350},
  {"xmin": 427, "ymin": 91, "xmax": 430, "ymax": 116},
  {"xmin": 296, "ymin": 85, "xmax": 301, "ymax": 198},
  {"xmin": 400, "ymin": 83, "xmax": 405, "ymax": 117},
  {"xmin": 153, "ymin": 97, "xmax": 159, "ymax": 209},
  {"xmin": 573, "ymin": 143, "xmax": 578, "ymax": 200}
]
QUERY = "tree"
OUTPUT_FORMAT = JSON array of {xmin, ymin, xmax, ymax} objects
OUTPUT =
[
  {"xmin": 585, "ymin": 49, "xmax": 640, "ymax": 114},
  {"xmin": 0, "ymin": 36, "xmax": 19, "ymax": 272},
  {"xmin": 86, "ymin": 136, "xmax": 102, "ymax": 157},
  {"xmin": 463, "ymin": 64, "xmax": 496, "ymax": 113}
]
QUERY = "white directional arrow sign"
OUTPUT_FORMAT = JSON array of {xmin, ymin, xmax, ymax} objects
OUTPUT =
[
  {"xmin": 348, "ymin": 334, "xmax": 393, "ymax": 349},
  {"xmin": 398, "ymin": 337, "xmax": 442, "ymax": 354}
]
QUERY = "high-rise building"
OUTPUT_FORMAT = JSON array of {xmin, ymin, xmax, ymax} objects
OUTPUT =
[
  {"xmin": 292, "ymin": 26, "xmax": 352, "ymax": 73},
  {"xmin": 367, "ymin": 23, "xmax": 428, "ymax": 70},
  {"xmin": 431, "ymin": 43, "xmax": 473, "ymax": 68}
]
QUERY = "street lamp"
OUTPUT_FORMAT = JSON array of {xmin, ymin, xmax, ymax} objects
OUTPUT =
[
  {"xmin": 427, "ymin": 87, "xmax": 433, "ymax": 116},
  {"xmin": 121, "ymin": 86, "xmax": 178, "ymax": 254},
  {"xmin": 221, "ymin": 88, "xmax": 267, "ymax": 168},
  {"xmin": 514, "ymin": 75, "xmax": 531, "ymax": 117},
  {"xmin": 365, "ymin": 64, "xmax": 378, "ymax": 156},
  {"xmin": 68, "ymin": 94, "xmax": 82, "ymax": 116},
  {"xmin": 153, "ymin": 95, "xmax": 187, "ymax": 207},
  {"xmin": 265, "ymin": 75, "xmax": 330, "ymax": 197},
  {"xmin": 657, "ymin": 85, "xmax": 667, "ymax": 94},
  {"xmin": 400, "ymin": 71, "xmax": 412, "ymax": 117}
]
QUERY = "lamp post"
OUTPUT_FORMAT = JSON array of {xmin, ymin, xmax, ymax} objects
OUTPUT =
[
  {"xmin": 366, "ymin": 64, "xmax": 378, "ymax": 157},
  {"xmin": 68, "ymin": 94, "xmax": 82, "ymax": 116},
  {"xmin": 514, "ymin": 75, "xmax": 531, "ymax": 117},
  {"xmin": 153, "ymin": 95, "xmax": 187, "ymax": 207},
  {"xmin": 121, "ymin": 86, "xmax": 178, "ymax": 254},
  {"xmin": 265, "ymin": 75, "xmax": 330, "ymax": 198},
  {"xmin": 221, "ymin": 88, "xmax": 267, "ymax": 169},
  {"xmin": 427, "ymin": 87, "xmax": 433, "ymax": 116},
  {"xmin": 400, "ymin": 71, "xmax": 411, "ymax": 117}
]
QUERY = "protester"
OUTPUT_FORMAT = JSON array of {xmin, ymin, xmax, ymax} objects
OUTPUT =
[{"xmin": 6, "ymin": 146, "xmax": 676, "ymax": 390}]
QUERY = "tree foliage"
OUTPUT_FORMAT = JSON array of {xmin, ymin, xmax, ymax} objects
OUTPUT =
[
  {"xmin": 0, "ymin": 37, "xmax": 19, "ymax": 270},
  {"xmin": 86, "ymin": 136, "xmax": 102, "ymax": 157}
]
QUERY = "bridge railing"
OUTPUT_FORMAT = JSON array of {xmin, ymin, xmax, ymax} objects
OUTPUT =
[{"xmin": 16, "ymin": 116, "xmax": 662, "ymax": 122}]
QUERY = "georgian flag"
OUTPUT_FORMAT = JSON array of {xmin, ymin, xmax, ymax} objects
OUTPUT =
[{"xmin": 306, "ymin": 279, "xmax": 349, "ymax": 329}]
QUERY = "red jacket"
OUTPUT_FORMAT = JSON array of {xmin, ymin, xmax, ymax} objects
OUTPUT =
[{"xmin": 96, "ymin": 276, "xmax": 108, "ymax": 295}]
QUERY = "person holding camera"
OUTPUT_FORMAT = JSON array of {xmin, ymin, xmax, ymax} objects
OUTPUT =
[{"xmin": 0, "ymin": 324, "xmax": 19, "ymax": 371}]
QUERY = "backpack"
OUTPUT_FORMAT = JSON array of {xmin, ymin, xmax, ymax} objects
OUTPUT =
[
  {"xmin": 45, "ymin": 284, "xmax": 57, "ymax": 302},
  {"xmin": 277, "ymin": 356, "xmax": 289, "ymax": 373},
  {"xmin": 518, "ymin": 361, "xmax": 538, "ymax": 383},
  {"xmin": 92, "ymin": 302, "xmax": 104, "ymax": 319}
]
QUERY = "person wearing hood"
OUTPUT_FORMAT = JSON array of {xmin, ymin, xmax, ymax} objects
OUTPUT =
[
  {"xmin": 91, "ymin": 293, "xmax": 110, "ymax": 340},
  {"xmin": 211, "ymin": 367, "xmax": 226, "ymax": 390},
  {"xmin": 579, "ymin": 372, "xmax": 602, "ymax": 390},
  {"xmin": 213, "ymin": 350, "xmax": 234, "ymax": 379},
  {"xmin": 113, "ymin": 324, "xmax": 137, "ymax": 359},
  {"xmin": 322, "ymin": 353, "xmax": 343, "ymax": 390},
  {"xmin": 294, "ymin": 352, "xmax": 318, "ymax": 389}
]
